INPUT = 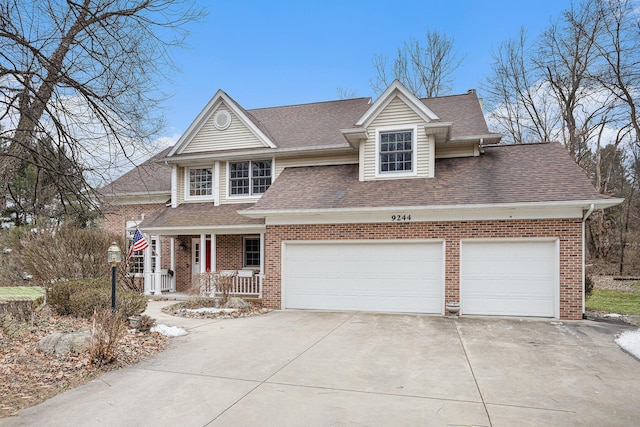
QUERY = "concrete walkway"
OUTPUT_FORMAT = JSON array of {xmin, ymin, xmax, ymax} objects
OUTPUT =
[{"xmin": 2, "ymin": 301, "xmax": 639, "ymax": 426}]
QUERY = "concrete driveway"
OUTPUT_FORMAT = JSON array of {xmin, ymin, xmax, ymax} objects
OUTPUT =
[{"xmin": 2, "ymin": 301, "xmax": 639, "ymax": 427}]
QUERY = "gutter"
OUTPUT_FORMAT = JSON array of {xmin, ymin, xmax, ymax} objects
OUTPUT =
[{"xmin": 582, "ymin": 203, "xmax": 595, "ymax": 318}]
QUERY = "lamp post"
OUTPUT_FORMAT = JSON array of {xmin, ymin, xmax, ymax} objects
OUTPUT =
[{"xmin": 107, "ymin": 242, "xmax": 122, "ymax": 311}]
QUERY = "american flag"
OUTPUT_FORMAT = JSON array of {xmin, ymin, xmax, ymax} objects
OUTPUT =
[{"xmin": 126, "ymin": 228, "xmax": 149, "ymax": 267}]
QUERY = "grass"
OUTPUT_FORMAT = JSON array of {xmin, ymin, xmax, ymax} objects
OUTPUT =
[
  {"xmin": 587, "ymin": 282, "xmax": 640, "ymax": 316},
  {"xmin": 0, "ymin": 286, "xmax": 45, "ymax": 302}
]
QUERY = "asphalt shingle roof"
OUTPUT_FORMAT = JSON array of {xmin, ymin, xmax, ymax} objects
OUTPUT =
[
  {"xmin": 140, "ymin": 203, "xmax": 263, "ymax": 229},
  {"xmin": 100, "ymin": 148, "xmax": 172, "ymax": 197},
  {"xmin": 247, "ymin": 142, "xmax": 609, "ymax": 212}
]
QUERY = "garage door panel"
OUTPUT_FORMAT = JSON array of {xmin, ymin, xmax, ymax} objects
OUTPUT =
[
  {"xmin": 461, "ymin": 240, "xmax": 557, "ymax": 318},
  {"xmin": 284, "ymin": 241, "xmax": 443, "ymax": 314}
]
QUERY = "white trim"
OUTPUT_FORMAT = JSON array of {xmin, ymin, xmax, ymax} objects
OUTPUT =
[
  {"xmin": 281, "ymin": 239, "xmax": 445, "ymax": 314},
  {"xmin": 374, "ymin": 125, "xmax": 419, "ymax": 179},
  {"xmin": 358, "ymin": 140, "xmax": 365, "ymax": 182},
  {"xmin": 226, "ymin": 159, "xmax": 273, "ymax": 199},
  {"xmin": 214, "ymin": 161, "xmax": 221, "ymax": 206},
  {"xmin": 169, "ymin": 90, "xmax": 276, "ymax": 156},
  {"xmin": 240, "ymin": 199, "xmax": 624, "ymax": 223},
  {"xmin": 355, "ymin": 80, "xmax": 439, "ymax": 128},
  {"xmin": 428, "ymin": 134, "xmax": 435, "ymax": 178},
  {"xmin": 460, "ymin": 237, "xmax": 560, "ymax": 319},
  {"xmin": 141, "ymin": 225, "xmax": 265, "ymax": 236},
  {"xmin": 243, "ymin": 235, "xmax": 261, "ymax": 269},
  {"xmin": 184, "ymin": 166, "xmax": 215, "ymax": 202},
  {"xmin": 200, "ymin": 234, "xmax": 206, "ymax": 274},
  {"xmin": 171, "ymin": 165, "xmax": 177, "ymax": 208},
  {"xmin": 165, "ymin": 144, "xmax": 356, "ymax": 164}
]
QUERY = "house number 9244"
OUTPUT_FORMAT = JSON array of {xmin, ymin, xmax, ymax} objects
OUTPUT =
[{"xmin": 391, "ymin": 214, "xmax": 411, "ymax": 222}]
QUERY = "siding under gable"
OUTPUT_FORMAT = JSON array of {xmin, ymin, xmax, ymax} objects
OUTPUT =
[
  {"xmin": 181, "ymin": 102, "xmax": 267, "ymax": 154},
  {"xmin": 363, "ymin": 96, "xmax": 432, "ymax": 181}
]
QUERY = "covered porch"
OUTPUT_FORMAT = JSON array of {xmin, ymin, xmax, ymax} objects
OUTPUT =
[{"xmin": 138, "ymin": 203, "xmax": 265, "ymax": 298}]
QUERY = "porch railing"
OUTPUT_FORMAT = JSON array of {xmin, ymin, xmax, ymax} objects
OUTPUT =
[
  {"xmin": 144, "ymin": 269, "xmax": 175, "ymax": 295},
  {"xmin": 196, "ymin": 271, "xmax": 263, "ymax": 298}
]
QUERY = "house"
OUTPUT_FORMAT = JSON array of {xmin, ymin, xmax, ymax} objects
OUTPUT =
[{"xmin": 101, "ymin": 80, "xmax": 622, "ymax": 320}]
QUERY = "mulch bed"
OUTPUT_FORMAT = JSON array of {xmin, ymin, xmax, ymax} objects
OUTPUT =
[
  {"xmin": 0, "ymin": 307, "xmax": 167, "ymax": 419},
  {"xmin": 162, "ymin": 299, "xmax": 272, "ymax": 319}
]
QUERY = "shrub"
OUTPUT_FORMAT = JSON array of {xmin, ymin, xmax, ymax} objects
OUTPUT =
[
  {"xmin": 90, "ymin": 308, "xmax": 127, "ymax": 367},
  {"xmin": 585, "ymin": 274, "xmax": 594, "ymax": 299},
  {"xmin": 68, "ymin": 288, "xmax": 147, "ymax": 319},
  {"xmin": 48, "ymin": 279, "xmax": 108, "ymax": 316}
]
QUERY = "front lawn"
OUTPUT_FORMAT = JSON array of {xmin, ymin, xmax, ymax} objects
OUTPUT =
[
  {"xmin": 0, "ymin": 286, "xmax": 45, "ymax": 302},
  {"xmin": 587, "ymin": 280, "xmax": 640, "ymax": 316}
]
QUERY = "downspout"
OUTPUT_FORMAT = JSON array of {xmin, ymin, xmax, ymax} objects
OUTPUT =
[{"xmin": 582, "ymin": 204, "xmax": 595, "ymax": 318}]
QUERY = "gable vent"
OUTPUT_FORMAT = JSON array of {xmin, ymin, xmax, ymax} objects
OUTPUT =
[{"xmin": 214, "ymin": 110, "xmax": 231, "ymax": 130}]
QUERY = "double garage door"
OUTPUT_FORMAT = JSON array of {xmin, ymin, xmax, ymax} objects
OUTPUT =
[{"xmin": 282, "ymin": 239, "xmax": 558, "ymax": 317}]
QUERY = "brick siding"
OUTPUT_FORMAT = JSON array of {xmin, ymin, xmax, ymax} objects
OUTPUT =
[{"xmin": 263, "ymin": 219, "xmax": 583, "ymax": 320}]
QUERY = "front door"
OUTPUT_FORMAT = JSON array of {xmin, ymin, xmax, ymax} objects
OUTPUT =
[{"xmin": 192, "ymin": 238, "xmax": 212, "ymax": 277}]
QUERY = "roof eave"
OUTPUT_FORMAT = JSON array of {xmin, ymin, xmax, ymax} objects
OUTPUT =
[{"xmin": 239, "ymin": 198, "xmax": 624, "ymax": 219}]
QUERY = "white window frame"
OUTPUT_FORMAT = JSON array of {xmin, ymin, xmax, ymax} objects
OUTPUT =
[
  {"xmin": 227, "ymin": 160, "xmax": 272, "ymax": 198},
  {"xmin": 185, "ymin": 166, "xmax": 215, "ymax": 201},
  {"xmin": 243, "ymin": 236, "xmax": 261, "ymax": 268},
  {"xmin": 374, "ymin": 125, "xmax": 418, "ymax": 178},
  {"xmin": 125, "ymin": 220, "xmax": 144, "ymax": 277}
]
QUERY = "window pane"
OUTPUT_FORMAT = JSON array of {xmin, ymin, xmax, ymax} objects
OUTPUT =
[
  {"xmin": 379, "ymin": 131, "xmax": 413, "ymax": 173},
  {"xmin": 230, "ymin": 162, "xmax": 250, "ymax": 195},
  {"xmin": 189, "ymin": 168, "xmax": 213, "ymax": 196},
  {"xmin": 244, "ymin": 238, "xmax": 260, "ymax": 267}
]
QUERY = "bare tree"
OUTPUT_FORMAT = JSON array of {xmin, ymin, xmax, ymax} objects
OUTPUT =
[
  {"xmin": 370, "ymin": 30, "xmax": 463, "ymax": 98},
  {"xmin": 483, "ymin": 28, "xmax": 561, "ymax": 143},
  {"xmin": 0, "ymin": 0, "xmax": 203, "ymax": 214}
]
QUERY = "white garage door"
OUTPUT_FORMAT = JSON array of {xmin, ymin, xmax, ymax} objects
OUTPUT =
[
  {"xmin": 283, "ymin": 241, "xmax": 443, "ymax": 313},
  {"xmin": 461, "ymin": 240, "xmax": 557, "ymax": 317}
]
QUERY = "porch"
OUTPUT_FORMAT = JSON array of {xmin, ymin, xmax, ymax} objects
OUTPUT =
[
  {"xmin": 144, "ymin": 268, "xmax": 264, "ymax": 298},
  {"xmin": 135, "ymin": 202, "xmax": 266, "ymax": 298}
]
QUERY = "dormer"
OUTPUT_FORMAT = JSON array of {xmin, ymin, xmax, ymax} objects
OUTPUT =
[{"xmin": 341, "ymin": 81, "xmax": 501, "ymax": 182}]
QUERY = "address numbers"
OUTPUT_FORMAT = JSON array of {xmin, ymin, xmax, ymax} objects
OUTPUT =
[{"xmin": 391, "ymin": 214, "xmax": 411, "ymax": 222}]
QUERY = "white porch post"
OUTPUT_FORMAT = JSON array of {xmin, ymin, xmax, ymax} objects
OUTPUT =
[
  {"xmin": 259, "ymin": 232, "xmax": 265, "ymax": 275},
  {"xmin": 170, "ymin": 237, "xmax": 176, "ymax": 292},
  {"xmin": 200, "ymin": 233, "xmax": 206, "ymax": 274},
  {"xmin": 143, "ymin": 245, "xmax": 152, "ymax": 295},
  {"xmin": 153, "ymin": 236, "xmax": 162, "ymax": 295},
  {"xmin": 210, "ymin": 234, "xmax": 216, "ymax": 272}
]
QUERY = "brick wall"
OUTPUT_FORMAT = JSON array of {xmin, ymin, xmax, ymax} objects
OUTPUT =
[
  {"xmin": 103, "ymin": 203, "xmax": 165, "ymax": 237},
  {"xmin": 263, "ymin": 219, "xmax": 583, "ymax": 320}
]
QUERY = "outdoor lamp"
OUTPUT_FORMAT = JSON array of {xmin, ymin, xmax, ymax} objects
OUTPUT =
[
  {"xmin": 107, "ymin": 242, "xmax": 122, "ymax": 265},
  {"xmin": 107, "ymin": 242, "xmax": 121, "ymax": 311}
]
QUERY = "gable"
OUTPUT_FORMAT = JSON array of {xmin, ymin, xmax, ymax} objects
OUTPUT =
[
  {"xmin": 181, "ymin": 101, "xmax": 266, "ymax": 154},
  {"xmin": 169, "ymin": 90, "xmax": 275, "ymax": 157},
  {"xmin": 362, "ymin": 95, "xmax": 434, "ymax": 180}
]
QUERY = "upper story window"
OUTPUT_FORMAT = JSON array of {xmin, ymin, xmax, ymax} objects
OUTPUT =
[
  {"xmin": 375, "ymin": 126, "xmax": 418, "ymax": 178},
  {"xmin": 187, "ymin": 167, "xmax": 213, "ymax": 200},
  {"xmin": 380, "ymin": 131, "xmax": 413, "ymax": 173},
  {"xmin": 229, "ymin": 160, "xmax": 272, "ymax": 196}
]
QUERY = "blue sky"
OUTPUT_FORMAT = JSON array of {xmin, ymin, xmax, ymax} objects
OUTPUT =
[{"xmin": 160, "ymin": 0, "xmax": 573, "ymax": 140}]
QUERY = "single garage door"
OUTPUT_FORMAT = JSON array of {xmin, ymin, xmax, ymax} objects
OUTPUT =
[
  {"xmin": 461, "ymin": 240, "xmax": 557, "ymax": 317},
  {"xmin": 283, "ymin": 241, "xmax": 443, "ymax": 313}
]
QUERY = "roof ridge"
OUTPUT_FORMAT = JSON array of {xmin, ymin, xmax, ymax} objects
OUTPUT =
[{"xmin": 248, "ymin": 96, "xmax": 371, "ymax": 112}]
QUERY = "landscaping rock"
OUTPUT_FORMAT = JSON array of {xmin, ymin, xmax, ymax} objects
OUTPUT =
[
  {"xmin": 224, "ymin": 297, "xmax": 250, "ymax": 309},
  {"xmin": 38, "ymin": 331, "xmax": 91, "ymax": 355}
]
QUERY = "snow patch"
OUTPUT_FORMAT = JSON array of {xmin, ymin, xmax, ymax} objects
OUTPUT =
[
  {"xmin": 604, "ymin": 313, "xmax": 623, "ymax": 318},
  {"xmin": 615, "ymin": 329, "xmax": 640, "ymax": 360},
  {"xmin": 151, "ymin": 324, "xmax": 187, "ymax": 337},
  {"xmin": 187, "ymin": 307, "xmax": 237, "ymax": 314}
]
